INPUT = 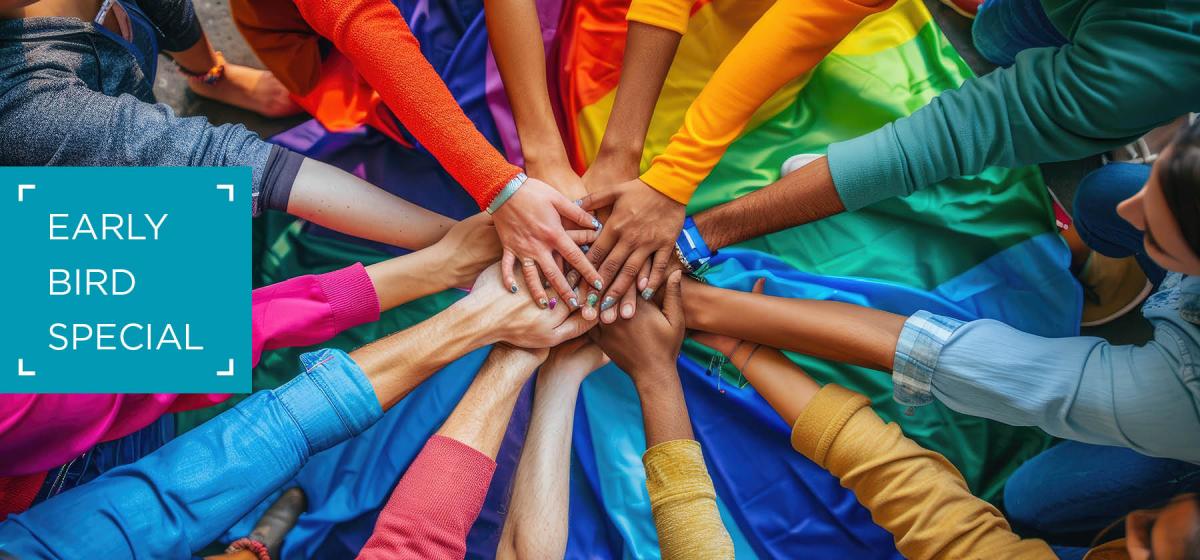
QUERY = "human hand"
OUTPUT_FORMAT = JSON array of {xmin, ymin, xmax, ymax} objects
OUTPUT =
[
  {"xmin": 590, "ymin": 270, "xmax": 685, "ymax": 385},
  {"xmin": 460, "ymin": 263, "xmax": 598, "ymax": 349},
  {"xmin": 492, "ymin": 178, "xmax": 605, "ymax": 309},
  {"xmin": 542, "ymin": 337, "xmax": 609, "ymax": 383},
  {"xmin": 581, "ymin": 152, "xmax": 641, "ymax": 206},
  {"xmin": 528, "ymin": 159, "xmax": 588, "ymax": 202},
  {"xmin": 578, "ymin": 179, "xmax": 685, "ymax": 324},
  {"xmin": 432, "ymin": 212, "xmax": 503, "ymax": 289}
]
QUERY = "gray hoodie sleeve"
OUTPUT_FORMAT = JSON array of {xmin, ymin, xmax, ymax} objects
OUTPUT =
[{"xmin": 0, "ymin": 72, "xmax": 280, "ymax": 214}]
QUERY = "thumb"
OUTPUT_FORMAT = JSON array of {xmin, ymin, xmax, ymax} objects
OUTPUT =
[
  {"xmin": 553, "ymin": 194, "xmax": 601, "ymax": 231},
  {"xmin": 661, "ymin": 270, "xmax": 684, "ymax": 327},
  {"xmin": 752, "ymin": 277, "xmax": 766, "ymax": 294},
  {"xmin": 552, "ymin": 314, "xmax": 598, "ymax": 345}
]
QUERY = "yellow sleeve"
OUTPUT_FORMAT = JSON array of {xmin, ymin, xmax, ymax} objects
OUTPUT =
[
  {"xmin": 626, "ymin": 0, "xmax": 694, "ymax": 36},
  {"xmin": 642, "ymin": 439, "xmax": 735, "ymax": 559},
  {"xmin": 791, "ymin": 385, "xmax": 1056, "ymax": 560},
  {"xmin": 640, "ymin": 0, "xmax": 894, "ymax": 204}
]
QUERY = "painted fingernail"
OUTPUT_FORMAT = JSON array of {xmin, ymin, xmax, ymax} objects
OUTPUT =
[
  {"xmin": 581, "ymin": 244, "xmax": 590, "ymax": 253},
  {"xmin": 574, "ymin": 198, "xmax": 583, "ymax": 206},
  {"xmin": 622, "ymin": 303, "xmax": 634, "ymax": 318},
  {"xmin": 600, "ymin": 296, "xmax": 615, "ymax": 311},
  {"xmin": 586, "ymin": 293, "xmax": 598, "ymax": 308},
  {"xmin": 539, "ymin": 297, "xmax": 549, "ymax": 309},
  {"xmin": 568, "ymin": 297, "xmax": 579, "ymax": 308},
  {"xmin": 542, "ymin": 280, "xmax": 550, "ymax": 289},
  {"xmin": 510, "ymin": 283, "xmax": 519, "ymax": 293},
  {"xmin": 641, "ymin": 288, "xmax": 654, "ymax": 300},
  {"xmin": 593, "ymin": 279, "xmax": 603, "ymax": 290},
  {"xmin": 548, "ymin": 298, "xmax": 557, "ymax": 310},
  {"xmin": 591, "ymin": 218, "xmax": 602, "ymax": 230}
]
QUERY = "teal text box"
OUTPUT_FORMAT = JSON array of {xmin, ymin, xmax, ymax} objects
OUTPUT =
[{"xmin": 1, "ymin": 167, "xmax": 250, "ymax": 393}]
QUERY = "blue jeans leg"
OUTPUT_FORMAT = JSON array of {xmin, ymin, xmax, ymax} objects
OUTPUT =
[
  {"xmin": 1004, "ymin": 440, "xmax": 1200, "ymax": 546},
  {"xmin": 32, "ymin": 413, "xmax": 175, "ymax": 505},
  {"xmin": 1072, "ymin": 163, "xmax": 1167, "ymax": 286},
  {"xmin": 973, "ymin": 0, "xmax": 1069, "ymax": 67}
]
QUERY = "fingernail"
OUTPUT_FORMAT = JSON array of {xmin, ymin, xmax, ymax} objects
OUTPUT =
[
  {"xmin": 593, "ymin": 279, "xmax": 603, "ymax": 290},
  {"xmin": 641, "ymin": 288, "xmax": 654, "ymax": 300},
  {"xmin": 581, "ymin": 244, "xmax": 590, "ymax": 253},
  {"xmin": 548, "ymin": 298, "xmax": 557, "ymax": 310},
  {"xmin": 586, "ymin": 293, "xmax": 598, "ymax": 308},
  {"xmin": 602, "ymin": 309, "xmax": 616, "ymax": 323},
  {"xmin": 510, "ymin": 283, "xmax": 519, "ymax": 293},
  {"xmin": 568, "ymin": 297, "xmax": 579, "ymax": 308},
  {"xmin": 542, "ymin": 280, "xmax": 550, "ymax": 289},
  {"xmin": 601, "ymin": 296, "xmax": 615, "ymax": 311},
  {"xmin": 622, "ymin": 303, "xmax": 634, "ymax": 318},
  {"xmin": 539, "ymin": 298, "xmax": 548, "ymax": 309},
  {"xmin": 638, "ymin": 277, "xmax": 648, "ymax": 291},
  {"xmin": 574, "ymin": 198, "xmax": 583, "ymax": 206},
  {"xmin": 591, "ymin": 218, "xmax": 601, "ymax": 230}
]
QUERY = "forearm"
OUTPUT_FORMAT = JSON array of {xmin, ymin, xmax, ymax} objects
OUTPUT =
[
  {"xmin": 497, "ymin": 364, "xmax": 590, "ymax": 560},
  {"xmin": 485, "ymin": 0, "xmax": 569, "ymax": 167},
  {"xmin": 287, "ymin": 158, "xmax": 455, "ymax": 250},
  {"xmin": 634, "ymin": 369, "xmax": 694, "ymax": 446},
  {"xmin": 594, "ymin": 22, "xmax": 683, "ymax": 168},
  {"xmin": 692, "ymin": 157, "xmax": 844, "ymax": 249},
  {"xmin": 350, "ymin": 299, "xmax": 495, "ymax": 409},
  {"xmin": 721, "ymin": 344, "xmax": 819, "ymax": 427},
  {"xmin": 436, "ymin": 346, "xmax": 543, "ymax": 459},
  {"xmin": 684, "ymin": 281, "xmax": 903, "ymax": 371},
  {"xmin": 364, "ymin": 248, "xmax": 456, "ymax": 311}
]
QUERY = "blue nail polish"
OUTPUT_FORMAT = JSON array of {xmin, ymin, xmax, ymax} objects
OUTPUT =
[
  {"xmin": 574, "ymin": 199, "xmax": 583, "ymax": 206},
  {"xmin": 593, "ymin": 279, "xmax": 603, "ymax": 290},
  {"xmin": 586, "ymin": 293, "xmax": 598, "ymax": 307},
  {"xmin": 601, "ymin": 296, "xmax": 615, "ymax": 311},
  {"xmin": 591, "ymin": 218, "xmax": 601, "ymax": 230},
  {"xmin": 641, "ymin": 288, "xmax": 654, "ymax": 300},
  {"xmin": 581, "ymin": 244, "xmax": 590, "ymax": 253},
  {"xmin": 510, "ymin": 283, "xmax": 519, "ymax": 294},
  {"xmin": 539, "ymin": 298, "xmax": 549, "ymax": 309},
  {"xmin": 568, "ymin": 297, "xmax": 579, "ymax": 308}
]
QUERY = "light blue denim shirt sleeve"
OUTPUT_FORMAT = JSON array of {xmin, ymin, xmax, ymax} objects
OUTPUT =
[
  {"xmin": 893, "ymin": 311, "xmax": 1200, "ymax": 464},
  {"xmin": 0, "ymin": 349, "xmax": 383, "ymax": 559}
]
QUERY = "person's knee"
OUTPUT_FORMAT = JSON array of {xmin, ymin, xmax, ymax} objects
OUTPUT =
[{"xmin": 1073, "ymin": 164, "xmax": 1149, "ymax": 244}]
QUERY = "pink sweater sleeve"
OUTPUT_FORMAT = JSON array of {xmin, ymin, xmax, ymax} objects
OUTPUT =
[
  {"xmin": 357, "ymin": 435, "xmax": 497, "ymax": 560},
  {"xmin": 252, "ymin": 263, "xmax": 380, "ymax": 367}
]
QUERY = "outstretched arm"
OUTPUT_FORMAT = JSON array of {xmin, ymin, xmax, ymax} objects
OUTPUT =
[
  {"xmin": 357, "ymin": 345, "xmax": 546, "ymax": 560},
  {"xmin": 496, "ymin": 341, "xmax": 607, "ymax": 560}
]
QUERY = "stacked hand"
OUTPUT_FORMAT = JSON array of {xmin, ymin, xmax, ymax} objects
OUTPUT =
[{"xmin": 459, "ymin": 262, "xmax": 597, "ymax": 349}]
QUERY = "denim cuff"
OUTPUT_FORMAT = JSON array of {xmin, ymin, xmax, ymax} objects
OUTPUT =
[
  {"xmin": 892, "ymin": 311, "xmax": 964, "ymax": 408},
  {"xmin": 274, "ymin": 349, "xmax": 383, "ymax": 455}
]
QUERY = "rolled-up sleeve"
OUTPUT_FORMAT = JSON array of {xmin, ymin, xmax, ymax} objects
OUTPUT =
[
  {"xmin": 0, "ymin": 349, "xmax": 382, "ymax": 559},
  {"xmin": 626, "ymin": 0, "xmax": 694, "ymax": 35},
  {"xmin": 893, "ymin": 311, "xmax": 1200, "ymax": 464}
]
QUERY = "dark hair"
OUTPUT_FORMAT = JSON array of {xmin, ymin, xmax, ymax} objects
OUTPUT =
[{"xmin": 1159, "ymin": 117, "xmax": 1200, "ymax": 258}]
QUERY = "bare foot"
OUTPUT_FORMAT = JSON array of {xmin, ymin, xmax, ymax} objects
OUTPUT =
[{"xmin": 188, "ymin": 63, "xmax": 302, "ymax": 119}]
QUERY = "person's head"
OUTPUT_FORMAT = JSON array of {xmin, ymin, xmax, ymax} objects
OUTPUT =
[
  {"xmin": 1118, "ymin": 118, "xmax": 1200, "ymax": 276},
  {"xmin": 1124, "ymin": 492, "xmax": 1200, "ymax": 560}
]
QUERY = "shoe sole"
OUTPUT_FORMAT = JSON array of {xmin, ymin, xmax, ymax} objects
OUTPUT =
[
  {"xmin": 939, "ymin": 0, "xmax": 977, "ymax": 18},
  {"xmin": 1080, "ymin": 280, "xmax": 1154, "ymax": 327}
]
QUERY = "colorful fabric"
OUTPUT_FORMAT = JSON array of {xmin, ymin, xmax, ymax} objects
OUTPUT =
[{"xmin": 178, "ymin": 0, "xmax": 1081, "ymax": 557}]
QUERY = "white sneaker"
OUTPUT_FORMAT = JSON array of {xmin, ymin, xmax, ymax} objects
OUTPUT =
[{"xmin": 780, "ymin": 153, "xmax": 824, "ymax": 176}]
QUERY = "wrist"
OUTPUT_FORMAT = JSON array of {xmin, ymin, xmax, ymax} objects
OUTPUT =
[
  {"xmin": 520, "ymin": 138, "xmax": 572, "ymax": 171},
  {"xmin": 632, "ymin": 363, "xmax": 681, "ymax": 393},
  {"xmin": 595, "ymin": 139, "xmax": 644, "ymax": 169}
]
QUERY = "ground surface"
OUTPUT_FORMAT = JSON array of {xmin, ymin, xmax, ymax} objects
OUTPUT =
[{"xmin": 155, "ymin": 0, "xmax": 1152, "ymax": 343}]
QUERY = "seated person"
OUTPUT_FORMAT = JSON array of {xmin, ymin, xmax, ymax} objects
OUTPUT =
[{"xmin": 0, "ymin": 264, "xmax": 595, "ymax": 559}]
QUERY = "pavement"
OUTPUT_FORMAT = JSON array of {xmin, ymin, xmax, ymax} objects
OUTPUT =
[{"xmin": 154, "ymin": 0, "xmax": 1152, "ymax": 344}]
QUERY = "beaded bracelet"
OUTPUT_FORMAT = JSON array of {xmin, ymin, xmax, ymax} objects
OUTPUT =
[
  {"xmin": 178, "ymin": 51, "xmax": 226, "ymax": 85},
  {"xmin": 225, "ymin": 538, "xmax": 271, "ymax": 560},
  {"xmin": 487, "ymin": 173, "xmax": 528, "ymax": 214}
]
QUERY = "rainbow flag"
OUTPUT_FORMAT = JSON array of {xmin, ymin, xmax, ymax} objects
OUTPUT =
[{"xmin": 183, "ymin": 0, "xmax": 1080, "ymax": 557}]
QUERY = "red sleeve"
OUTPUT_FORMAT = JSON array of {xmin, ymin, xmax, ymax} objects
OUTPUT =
[
  {"xmin": 357, "ymin": 435, "xmax": 496, "ymax": 559},
  {"xmin": 252, "ymin": 263, "xmax": 380, "ymax": 367},
  {"xmin": 293, "ymin": 0, "xmax": 521, "ymax": 209}
]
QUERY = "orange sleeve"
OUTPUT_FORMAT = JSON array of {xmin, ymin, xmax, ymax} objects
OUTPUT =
[
  {"xmin": 626, "ymin": 0, "xmax": 694, "ymax": 36},
  {"xmin": 229, "ymin": 0, "xmax": 323, "ymax": 95},
  {"xmin": 639, "ymin": 0, "xmax": 894, "ymax": 204},
  {"xmin": 293, "ymin": 0, "xmax": 521, "ymax": 209}
]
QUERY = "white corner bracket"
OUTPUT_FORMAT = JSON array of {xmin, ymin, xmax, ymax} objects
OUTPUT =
[
  {"xmin": 217, "ymin": 359, "xmax": 235, "ymax": 377},
  {"xmin": 17, "ymin": 358, "xmax": 35, "ymax": 377},
  {"xmin": 216, "ymin": 184, "xmax": 234, "ymax": 202},
  {"xmin": 17, "ymin": 184, "xmax": 35, "ymax": 202}
]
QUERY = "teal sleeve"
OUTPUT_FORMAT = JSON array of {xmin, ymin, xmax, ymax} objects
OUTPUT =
[{"xmin": 828, "ymin": 9, "xmax": 1200, "ymax": 211}]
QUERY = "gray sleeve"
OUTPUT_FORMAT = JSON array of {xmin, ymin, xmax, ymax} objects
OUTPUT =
[
  {"xmin": 137, "ymin": 0, "xmax": 204, "ymax": 52},
  {"xmin": 0, "ymin": 75, "xmax": 273, "ymax": 213}
]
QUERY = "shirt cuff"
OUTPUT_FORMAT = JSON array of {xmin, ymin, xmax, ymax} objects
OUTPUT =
[
  {"xmin": 626, "ymin": 0, "xmax": 692, "ymax": 35},
  {"xmin": 642, "ymin": 439, "xmax": 716, "ymax": 504},
  {"xmin": 892, "ymin": 311, "xmax": 964, "ymax": 408},
  {"xmin": 827, "ymin": 124, "xmax": 911, "ymax": 212},
  {"xmin": 317, "ymin": 263, "xmax": 381, "ymax": 332},
  {"xmin": 275, "ymin": 349, "xmax": 383, "ymax": 455},
  {"xmin": 640, "ymin": 163, "xmax": 697, "ymax": 206},
  {"xmin": 790, "ymin": 384, "xmax": 870, "ymax": 465},
  {"xmin": 255, "ymin": 145, "xmax": 306, "ymax": 216}
]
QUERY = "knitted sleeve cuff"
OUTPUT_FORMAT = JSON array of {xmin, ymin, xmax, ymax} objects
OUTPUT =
[
  {"xmin": 316, "ymin": 263, "xmax": 381, "ymax": 332},
  {"xmin": 790, "ymin": 384, "xmax": 871, "ymax": 466}
]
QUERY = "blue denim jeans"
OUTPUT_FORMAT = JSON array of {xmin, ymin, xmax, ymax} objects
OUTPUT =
[
  {"xmin": 1072, "ymin": 162, "xmax": 1167, "ymax": 286},
  {"xmin": 973, "ymin": 0, "xmax": 1068, "ymax": 67},
  {"xmin": 1004, "ymin": 440, "xmax": 1200, "ymax": 548}
]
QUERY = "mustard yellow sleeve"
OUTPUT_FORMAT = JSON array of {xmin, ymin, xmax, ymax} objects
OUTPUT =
[
  {"xmin": 626, "ymin": 0, "xmax": 694, "ymax": 36},
  {"xmin": 640, "ymin": 0, "xmax": 894, "ymax": 204},
  {"xmin": 791, "ymin": 385, "xmax": 1056, "ymax": 560},
  {"xmin": 642, "ymin": 439, "xmax": 735, "ymax": 559}
]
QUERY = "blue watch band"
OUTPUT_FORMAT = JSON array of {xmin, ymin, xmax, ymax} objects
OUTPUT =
[{"xmin": 676, "ymin": 216, "xmax": 715, "ymax": 273}]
